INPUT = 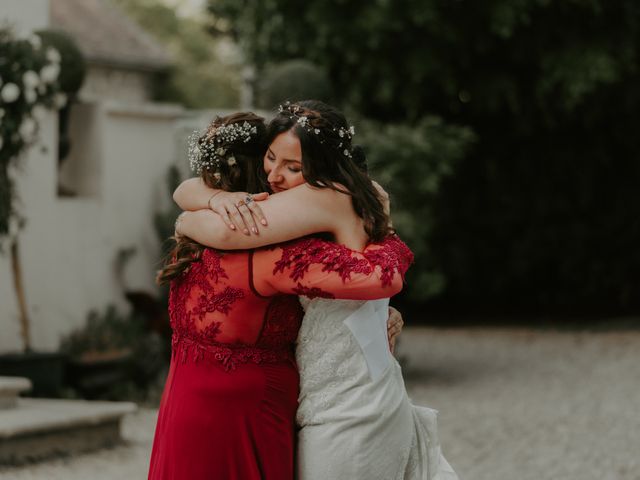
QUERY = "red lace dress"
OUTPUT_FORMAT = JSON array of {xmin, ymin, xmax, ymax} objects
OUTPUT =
[{"xmin": 148, "ymin": 235, "xmax": 413, "ymax": 480}]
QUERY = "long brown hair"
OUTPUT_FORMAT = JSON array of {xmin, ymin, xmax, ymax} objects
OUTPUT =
[
  {"xmin": 156, "ymin": 112, "xmax": 266, "ymax": 285},
  {"xmin": 267, "ymin": 100, "xmax": 391, "ymax": 242}
]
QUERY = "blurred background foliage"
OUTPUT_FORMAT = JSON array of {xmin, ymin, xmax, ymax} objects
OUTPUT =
[
  {"xmin": 358, "ymin": 117, "xmax": 476, "ymax": 302},
  {"xmin": 257, "ymin": 59, "xmax": 333, "ymax": 110},
  {"xmin": 206, "ymin": 0, "xmax": 640, "ymax": 316},
  {"xmin": 113, "ymin": 0, "xmax": 241, "ymax": 107}
]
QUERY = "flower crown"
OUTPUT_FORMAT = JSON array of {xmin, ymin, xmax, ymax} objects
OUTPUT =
[
  {"xmin": 277, "ymin": 102, "xmax": 356, "ymax": 159},
  {"xmin": 188, "ymin": 121, "xmax": 258, "ymax": 177}
]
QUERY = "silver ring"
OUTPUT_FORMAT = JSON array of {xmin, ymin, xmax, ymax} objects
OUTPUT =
[{"xmin": 245, "ymin": 194, "xmax": 254, "ymax": 205}]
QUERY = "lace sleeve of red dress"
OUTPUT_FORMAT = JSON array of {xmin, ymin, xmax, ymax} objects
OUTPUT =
[{"xmin": 251, "ymin": 234, "xmax": 414, "ymax": 299}]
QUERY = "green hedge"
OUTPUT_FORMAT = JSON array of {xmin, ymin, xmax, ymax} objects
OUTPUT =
[
  {"xmin": 210, "ymin": 0, "xmax": 640, "ymax": 314},
  {"xmin": 257, "ymin": 59, "xmax": 332, "ymax": 109},
  {"xmin": 359, "ymin": 117, "xmax": 475, "ymax": 300}
]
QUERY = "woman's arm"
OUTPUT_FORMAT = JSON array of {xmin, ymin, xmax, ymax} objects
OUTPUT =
[
  {"xmin": 252, "ymin": 236, "xmax": 413, "ymax": 300},
  {"xmin": 173, "ymin": 177, "xmax": 215, "ymax": 211},
  {"xmin": 174, "ymin": 178, "xmax": 269, "ymax": 234},
  {"xmin": 176, "ymin": 184, "xmax": 353, "ymax": 250}
]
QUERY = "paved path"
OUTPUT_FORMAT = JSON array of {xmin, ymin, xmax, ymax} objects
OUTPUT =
[{"xmin": 1, "ymin": 327, "xmax": 639, "ymax": 480}]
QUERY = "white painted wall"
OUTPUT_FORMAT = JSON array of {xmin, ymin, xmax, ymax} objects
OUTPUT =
[
  {"xmin": 1, "ymin": 0, "xmax": 49, "ymax": 33},
  {"xmin": 0, "ymin": 0, "xmax": 51, "ymax": 351},
  {"xmin": 0, "ymin": 101, "xmax": 185, "ymax": 354},
  {"xmin": 1, "ymin": 0, "xmax": 191, "ymax": 354}
]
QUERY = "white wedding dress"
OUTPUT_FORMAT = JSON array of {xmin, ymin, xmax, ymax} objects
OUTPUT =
[{"xmin": 296, "ymin": 297, "xmax": 459, "ymax": 480}]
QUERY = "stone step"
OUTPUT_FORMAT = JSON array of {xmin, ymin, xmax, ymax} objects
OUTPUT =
[
  {"xmin": 0, "ymin": 398, "xmax": 137, "ymax": 465},
  {"xmin": 0, "ymin": 377, "xmax": 32, "ymax": 410}
]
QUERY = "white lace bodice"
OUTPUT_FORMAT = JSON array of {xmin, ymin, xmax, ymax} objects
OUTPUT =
[
  {"xmin": 296, "ymin": 298, "xmax": 373, "ymax": 425},
  {"xmin": 295, "ymin": 297, "xmax": 459, "ymax": 480}
]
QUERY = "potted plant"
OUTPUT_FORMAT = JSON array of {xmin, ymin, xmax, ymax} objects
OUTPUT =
[
  {"xmin": 60, "ymin": 304, "xmax": 166, "ymax": 400},
  {"xmin": 0, "ymin": 27, "xmax": 81, "ymax": 396},
  {"xmin": 59, "ymin": 306, "xmax": 135, "ymax": 399}
]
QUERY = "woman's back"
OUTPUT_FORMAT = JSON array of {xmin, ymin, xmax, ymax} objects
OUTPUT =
[
  {"xmin": 151, "ymin": 246, "xmax": 303, "ymax": 480},
  {"xmin": 169, "ymin": 248, "xmax": 303, "ymax": 369},
  {"xmin": 168, "ymin": 234, "xmax": 410, "ymax": 369}
]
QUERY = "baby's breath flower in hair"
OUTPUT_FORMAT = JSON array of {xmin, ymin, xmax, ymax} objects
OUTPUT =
[
  {"xmin": 187, "ymin": 120, "xmax": 258, "ymax": 176},
  {"xmin": 278, "ymin": 101, "xmax": 357, "ymax": 159},
  {"xmin": 188, "ymin": 130, "xmax": 213, "ymax": 174}
]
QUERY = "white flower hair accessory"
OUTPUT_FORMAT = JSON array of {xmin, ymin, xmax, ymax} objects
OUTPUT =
[
  {"xmin": 278, "ymin": 102, "xmax": 356, "ymax": 159},
  {"xmin": 188, "ymin": 121, "xmax": 258, "ymax": 176}
]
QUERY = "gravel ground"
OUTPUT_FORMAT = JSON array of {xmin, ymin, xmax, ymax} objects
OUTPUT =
[
  {"xmin": 2, "ymin": 327, "xmax": 639, "ymax": 480},
  {"xmin": 400, "ymin": 328, "xmax": 640, "ymax": 480}
]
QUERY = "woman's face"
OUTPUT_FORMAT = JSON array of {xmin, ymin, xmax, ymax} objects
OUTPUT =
[{"xmin": 263, "ymin": 130, "xmax": 305, "ymax": 192}]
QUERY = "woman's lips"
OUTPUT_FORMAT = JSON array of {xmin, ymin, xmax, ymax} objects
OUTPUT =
[{"xmin": 270, "ymin": 184, "xmax": 285, "ymax": 192}]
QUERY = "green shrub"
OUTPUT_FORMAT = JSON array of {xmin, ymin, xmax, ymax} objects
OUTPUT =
[
  {"xmin": 60, "ymin": 305, "xmax": 143, "ymax": 357},
  {"xmin": 257, "ymin": 59, "xmax": 332, "ymax": 109},
  {"xmin": 60, "ymin": 305, "xmax": 167, "ymax": 401},
  {"xmin": 210, "ymin": 0, "xmax": 640, "ymax": 314},
  {"xmin": 35, "ymin": 29, "xmax": 86, "ymax": 95},
  {"xmin": 360, "ymin": 117, "xmax": 475, "ymax": 300},
  {"xmin": 0, "ymin": 27, "xmax": 66, "ymax": 241}
]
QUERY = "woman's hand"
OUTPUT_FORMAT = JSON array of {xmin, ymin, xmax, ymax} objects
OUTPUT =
[
  {"xmin": 208, "ymin": 191, "xmax": 269, "ymax": 235},
  {"xmin": 387, "ymin": 306, "xmax": 404, "ymax": 355}
]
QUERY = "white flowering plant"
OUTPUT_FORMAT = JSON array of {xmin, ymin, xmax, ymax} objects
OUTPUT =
[{"xmin": 0, "ymin": 26, "xmax": 67, "ymax": 240}]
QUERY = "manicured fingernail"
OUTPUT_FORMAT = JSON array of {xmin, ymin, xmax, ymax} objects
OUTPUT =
[
  {"xmin": 251, "ymin": 227, "xmax": 258, "ymax": 234},
  {"xmin": 243, "ymin": 229, "xmax": 250, "ymax": 235},
  {"xmin": 229, "ymin": 224, "xmax": 235, "ymax": 230},
  {"xmin": 261, "ymin": 219, "xmax": 267, "ymax": 226}
]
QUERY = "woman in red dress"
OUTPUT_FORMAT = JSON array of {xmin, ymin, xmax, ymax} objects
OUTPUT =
[{"xmin": 148, "ymin": 113, "xmax": 412, "ymax": 479}]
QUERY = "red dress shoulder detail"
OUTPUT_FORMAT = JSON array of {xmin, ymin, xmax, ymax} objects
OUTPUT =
[
  {"xmin": 363, "ymin": 234, "xmax": 415, "ymax": 285},
  {"xmin": 273, "ymin": 237, "xmax": 374, "ymax": 282}
]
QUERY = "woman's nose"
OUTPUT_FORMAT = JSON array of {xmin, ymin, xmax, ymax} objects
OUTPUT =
[{"xmin": 267, "ymin": 167, "xmax": 282, "ymax": 183}]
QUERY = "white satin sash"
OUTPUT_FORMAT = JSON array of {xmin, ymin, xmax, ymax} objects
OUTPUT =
[{"xmin": 343, "ymin": 298, "xmax": 392, "ymax": 382}]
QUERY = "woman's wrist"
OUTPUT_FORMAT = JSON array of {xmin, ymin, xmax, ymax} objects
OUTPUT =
[{"xmin": 207, "ymin": 191, "xmax": 223, "ymax": 210}]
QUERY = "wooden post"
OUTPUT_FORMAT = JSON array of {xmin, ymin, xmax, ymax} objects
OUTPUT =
[{"xmin": 10, "ymin": 238, "xmax": 31, "ymax": 352}]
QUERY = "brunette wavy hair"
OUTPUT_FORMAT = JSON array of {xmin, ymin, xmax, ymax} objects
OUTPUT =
[
  {"xmin": 267, "ymin": 100, "xmax": 391, "ymax": 242},
  {"xmin": 156, "ymin": 112, "xmax": 267, "ymax": 284}
]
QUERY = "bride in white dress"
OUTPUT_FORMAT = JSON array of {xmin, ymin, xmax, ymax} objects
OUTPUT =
[
  {"xmin": 296, "ymin": 295, "xmax": 456, "ymax": 480},
  {"xmin": 174, "ymin": 101, "xmax": 458, "ymax": 479}
]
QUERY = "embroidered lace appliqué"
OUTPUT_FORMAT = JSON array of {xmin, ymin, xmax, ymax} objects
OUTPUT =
[
  {"xmin": 169, "ymin": 250, "xmax": 302, "ymax": 370},
  {"xmin": 192, "ymin": 286, "xmax": 245, "ymax": 318},
  {"xmin": 275, "ymin": 235, "xmax": 414, "ymax": 288},
  {"xmin": 201, "ymin": 249, "xmax": 228, "ymax": 283},
  {"xmin": 274, "ymin": 238, "xmax": 373, "ymax": 282},
  {"xmin": 169, "ymin": 249, "xmax": 246, "ymax": 347},
  {"xmin": 258, "ymin": 295, "xmax": 303, "ymax": 349},
  {"xmin": 363, "ymin": 235, "xmax": 414, "ymax": 286},
  {"xmin": 172, "ymin": 333, "xmax": 294, "ymax": 371}
]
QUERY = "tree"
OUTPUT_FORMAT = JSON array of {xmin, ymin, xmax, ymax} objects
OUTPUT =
[
  {"xmin": 114, "ymin": 0, "xmax": 242, "ymax": 108},
  {"xmin": 208, "ymin": 0, "xmax": 640, "ymax": 313},
  {"xmin": 0, "ymin": 28, "xmax": 69, "ymax": 350}
]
